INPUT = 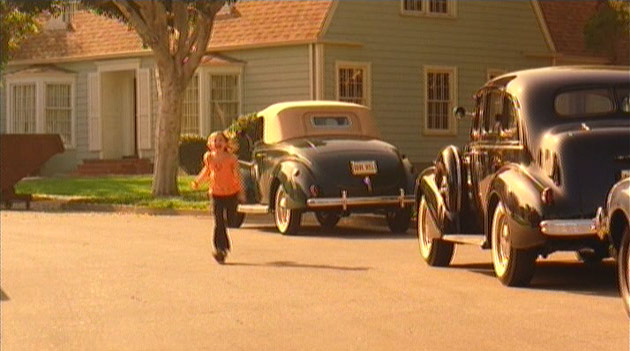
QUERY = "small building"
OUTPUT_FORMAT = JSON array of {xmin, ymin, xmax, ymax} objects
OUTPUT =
[{"xmin": 0, "ymin": 0, "xmax": 614, "ymax": 175}]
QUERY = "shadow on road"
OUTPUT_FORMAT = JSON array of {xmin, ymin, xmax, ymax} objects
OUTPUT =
[
  {"xmin": 241, "ymin": 224, "xmax": 413, "ymax": 240},
  {"xmin": 223, "ymin": 260, "xmax": 370, "ymax": 271},
  {"xmin": 450, "ymin": 259, "xmax": 619, "ymax": 298}
]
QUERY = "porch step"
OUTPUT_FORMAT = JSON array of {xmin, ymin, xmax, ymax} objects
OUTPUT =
[{"xmin": 74, "ymin": 158, "xmax": 153, "ymax": 176}]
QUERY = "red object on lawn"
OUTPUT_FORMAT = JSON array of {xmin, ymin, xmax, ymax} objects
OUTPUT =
[{"xmin": 0, "ymin": 134, "xmax": 64, "ymax": 209}]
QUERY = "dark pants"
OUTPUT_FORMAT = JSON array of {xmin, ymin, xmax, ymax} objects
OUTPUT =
[{"xmin": 212, "ymin": 194, "xmax": 238, "ymax": 252}]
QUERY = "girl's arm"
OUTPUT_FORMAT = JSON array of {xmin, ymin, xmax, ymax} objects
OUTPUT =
[{"xmin": 191, "ymin": 152, "xmax": 212, "ymax": 189}]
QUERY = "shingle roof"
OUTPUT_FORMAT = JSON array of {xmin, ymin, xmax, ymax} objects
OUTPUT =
[
  {"xmin": 538, "ymin": 0, "xmax": 601, "ymax": 57},
  {"xmin": 10, "ymin": 1, "xmax": 333, "ymax": 63}
]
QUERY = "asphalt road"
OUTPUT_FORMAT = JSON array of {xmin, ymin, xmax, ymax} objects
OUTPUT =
[{"xmin": 1, "ymin": 210, "xmax": 628, "ymax": 351}]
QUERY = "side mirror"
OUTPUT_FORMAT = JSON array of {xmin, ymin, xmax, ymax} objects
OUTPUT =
[{"xmin": 453, "ymin": 106, "xmax": 468, "ymax": 120}]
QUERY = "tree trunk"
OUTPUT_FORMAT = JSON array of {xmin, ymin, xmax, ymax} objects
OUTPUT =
[{"xmin": 151, "ymin": 70, "xmax": 184, "ymax": 197}]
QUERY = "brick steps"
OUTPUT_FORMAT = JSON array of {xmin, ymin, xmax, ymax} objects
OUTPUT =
[{"xmin": 74, "ymin": 158, "xmax": 153, "ymax": 176}]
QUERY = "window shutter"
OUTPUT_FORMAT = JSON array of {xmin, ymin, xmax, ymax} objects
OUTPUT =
[
  {"xmin": 87, "ymin": 72, "xmax": 101, "ymax": 151},
  {"xmin": 136, "ymin": 68, "xmax": 152, "ymax": 150}
]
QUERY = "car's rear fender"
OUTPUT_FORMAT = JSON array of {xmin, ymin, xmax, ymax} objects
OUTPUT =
[
  {"xmin": 488, "ymin": 167, "xmax": 546, "ymax": 249},
  {"xmin": 415, "ymin": 166, "xmax": 458, "ymax": 236},
  {"xmin": 270, "ymin": 161, "xmax": 314, "ymax": 210}
]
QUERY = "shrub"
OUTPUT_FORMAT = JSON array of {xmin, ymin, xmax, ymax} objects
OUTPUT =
[{"xmin": 179, "ymin": 134, "xmax": 207, "ymax": 175}]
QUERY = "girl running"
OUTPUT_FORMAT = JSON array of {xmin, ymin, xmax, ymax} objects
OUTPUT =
[{"xmin": 191, "ymin": 131, "xmax": 243, "ymax": 263}]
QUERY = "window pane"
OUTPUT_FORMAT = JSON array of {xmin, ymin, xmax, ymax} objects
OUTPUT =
[
  {"xmin": 426, "ymin": 71, "xmax": 452, "ymax": 131},
  {"xmin": 210, "ymin": 74, "xmax": 240, "ymax": 130},
  {"xmin": 12, "ymin": 84, "xmax": 37, "ymax": 133},
  {"xmin": 429, "ymin": 0, "xmax": 448, "ymax": 13},
  {"xmin": 312, "ymin": 116, "xmax": 351, "ymax": 128},
  {"xmin": 339, "ymin": 67, "xmax": 367, "ymax": 106},
  {"xmin": 403, "ymin": 0, "xmax": 423, "ymax": 12},
  {"xmin": 555, "ymin": 89, "xmax": 614, "ymax": 117},
  {"xmin": 181, "ymin": 76, "xmax": 200, "ymax": 135},
  {"xmin": 45, "ymin": 83, "xmax": 72, "ymax": 145},
  {"xmin": 618, "ymin": 87, "xmax": 630, "ymax": 113}
]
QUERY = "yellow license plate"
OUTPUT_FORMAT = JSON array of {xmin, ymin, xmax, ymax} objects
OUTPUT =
[
  {"xmin": 622, "ymin": 170, "xmax": 630, "ymax": 179},
  {"xmin": 351, "ymin": 161, "xmax": 377, "ymax": 176}
]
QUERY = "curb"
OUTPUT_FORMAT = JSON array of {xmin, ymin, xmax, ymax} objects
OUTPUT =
[{"xmin": 12, "ymin": 196, "xmax": 415, "ymax": 230}]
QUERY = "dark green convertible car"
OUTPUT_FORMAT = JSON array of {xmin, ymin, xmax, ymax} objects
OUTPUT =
[{"xmin": 234, "ymin": 101, "xmax": 416, "ymax": 235}]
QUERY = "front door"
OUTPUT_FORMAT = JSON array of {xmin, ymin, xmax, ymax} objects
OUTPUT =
[{"xmin": 100, "ymin": 70, "xmax": 137, "ymax": 159}]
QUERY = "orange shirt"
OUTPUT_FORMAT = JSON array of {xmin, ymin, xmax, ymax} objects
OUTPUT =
[{"xmin": 203, "ymin": 152, "xmax": 241, "ymax": 196}]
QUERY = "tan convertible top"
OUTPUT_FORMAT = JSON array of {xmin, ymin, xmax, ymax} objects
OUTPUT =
[{"xmin": 259, "ymin": 101, "xmax": 381, "ymax": 144}]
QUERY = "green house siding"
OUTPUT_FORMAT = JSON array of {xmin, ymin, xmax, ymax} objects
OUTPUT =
[
  {"xmin": 227, "ymin": 45, "xmax": 312, "ymax": 115},
  {"xmin": 322, "ymin": 0, "xmax": 551, "ymax": 165}
]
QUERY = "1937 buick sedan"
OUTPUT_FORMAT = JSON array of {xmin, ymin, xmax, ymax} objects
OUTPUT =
[
  {"xmin": 235, "ymin": 101, "xmax": 416, "ymax": 235},
  {"xmin": 415, "ymin": 66, "xmax": 630, "ymax": 287}
]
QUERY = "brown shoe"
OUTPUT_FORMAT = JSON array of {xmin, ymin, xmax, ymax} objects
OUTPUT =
[{"xmin": 213, "ymin": 250, "xmax": 227, "ymax": 264}]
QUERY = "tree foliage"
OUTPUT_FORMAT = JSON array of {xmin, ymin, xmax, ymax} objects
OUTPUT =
[
  {"xmin": 584, "ymin": 0, "xmax": 630, "ymax": 63},
  {"xmin": 0, "ymin": 0, "xmax": 60, "ymax": 71}
]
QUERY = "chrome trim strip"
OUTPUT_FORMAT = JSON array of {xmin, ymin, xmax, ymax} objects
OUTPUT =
[
  {"xmin": 539, "ymin": 219, "xmax": 597, "ymax": 236},
  {"xmin": 307, "ymin": 195, "xmax": 415, "ymax": 209},
  {"xmin": 237, "ymin": 204, "xmax": 270, "ymax": 214}
]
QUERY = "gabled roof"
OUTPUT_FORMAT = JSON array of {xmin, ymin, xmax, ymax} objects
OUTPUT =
[
  {"xmin": 537, "ymin": 0, "xmax": 630, "ymax": 64},
  {"xmin": 537, "ymin": 0, "xmax": 600, "ymax": 58},
  {"xmin": 10, "ymin": 1, "xmax": 334, "ymax": 64}
]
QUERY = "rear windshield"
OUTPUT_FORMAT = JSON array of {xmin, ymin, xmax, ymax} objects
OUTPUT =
[
  {"xmin": 311, "ymin": 116, "xmax": 352, "ymax": 128},
  {"xmin": 555, "ymin": 87, "xmax": 630, "ymax": 117}
]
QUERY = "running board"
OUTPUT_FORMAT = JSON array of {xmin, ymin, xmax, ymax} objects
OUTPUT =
[
  {"xmin": 237, "ymin": 204, "xmax": 270, "ymax": 214},
  {"xmin": 442, "ymin": 234, "xmax": 486, "ymax": 246}
]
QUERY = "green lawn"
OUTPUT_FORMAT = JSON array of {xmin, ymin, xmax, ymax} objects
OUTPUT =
[{"xmin": 15, "ymin": 175, "xmax": 211, "ymax": 210}]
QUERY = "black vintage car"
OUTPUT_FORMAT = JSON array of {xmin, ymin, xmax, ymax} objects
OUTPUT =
[
  {"xmin": 235, "ymin": 101, "xmax": 415, "ymax": 235},
  {"xmin": 415, "ymin": 66, "xmax": 630, "ymax": 287},
  {"xmin": 595, "ymin": 177, "xmax": 630, "ymax": 316}
]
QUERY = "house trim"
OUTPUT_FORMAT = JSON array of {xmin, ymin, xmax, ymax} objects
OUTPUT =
[
  {"xmin": 95, "ymin": 59, "xmax": 141, "ymax": 72},
  {"xmin": 8, "ymin": 41, "xmax": 363, "ymax": 67},
  {"xmin": 531, "ymin": 0, "xmax": 557, "ymax": 54},
  {"xmin": 422, "ymin": 65, "xmax": 458, "ymax": 137},
  {"xmin": 318, "ymin": 1, "xmax": 339, "ymax": 39}
]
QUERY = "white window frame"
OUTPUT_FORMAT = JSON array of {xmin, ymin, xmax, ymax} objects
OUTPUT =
[
  {"xmin": 181, "ymin": 74, "xmax": 200, "ymax": 135},
  {"xmin": 400, "ymin": 0, "xmax": 457, "ymax": 18},
  {"xmin": 335, "ymin": 61, "xmax": 372, "ymax": 108},
  {"xmin": 198, "ymin": 65, "xmax": 243, "ymax": 135},
  {"xmin": 487, "ymin": 68, "xmax": 507, "ymax": 82},
  {"xmin": 423, "ymin": 65, "xmax": 458, "ymax": 136},
  {"xmin": 5, "ymin": 73, "xmax": 76, "ymax": 148}
]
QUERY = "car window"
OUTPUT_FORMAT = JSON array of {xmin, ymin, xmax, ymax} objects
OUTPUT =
[
  {"xmin": 499, "ymin": 95, "xmax": 519, "ymax": 141},
  {"xmin": 617, "ymin": 87, "xmax": 630, "ymax": 113},
  {"xmin": 311, "ymin": 116, "xmax": 352, "ymax": 129},
  {"xmin": 471, "ymin": 93, "xmax": 484, "ymax": 140},
  {"xmin": 481, "ymin": 90, "xmax": 503, "ymax": 140},
  {"xmin": 555, "ymin": 88, "xmax": 614, "ymax": 117}
]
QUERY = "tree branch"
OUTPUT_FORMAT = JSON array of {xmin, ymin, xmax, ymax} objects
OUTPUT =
[{"xmin": 182, "ymin": 1, "xmax": 225, "ymax": 82}]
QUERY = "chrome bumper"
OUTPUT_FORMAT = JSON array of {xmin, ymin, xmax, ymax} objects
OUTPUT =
[
  {"xmin": 539, "ymin": 219, "xmax": 598, "ymax": 237},
  {"xmin": 306, "ymin": 189, "xmax": 414, "ymax": 210}
]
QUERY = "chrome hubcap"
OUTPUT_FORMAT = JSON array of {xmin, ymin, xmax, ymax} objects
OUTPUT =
[
  {"xmin": 492, "ymin": 203, "xmax": 510, "ymax": 277},
  {"xmin": 275, "ymin": 187, "xmax": 290, "ymax": 232},
  {"xmin": 418, "ymin": 199, "xmax": 433, "ymax": 257}
]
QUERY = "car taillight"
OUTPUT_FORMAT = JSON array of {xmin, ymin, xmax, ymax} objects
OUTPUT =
[
  {"xmin": 309, "ymin": 184, "xmax": 320, "ymax": 197},
  {"xmin": 541, "ymin": 187, "xmax": 554, "ymax": 205}
]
